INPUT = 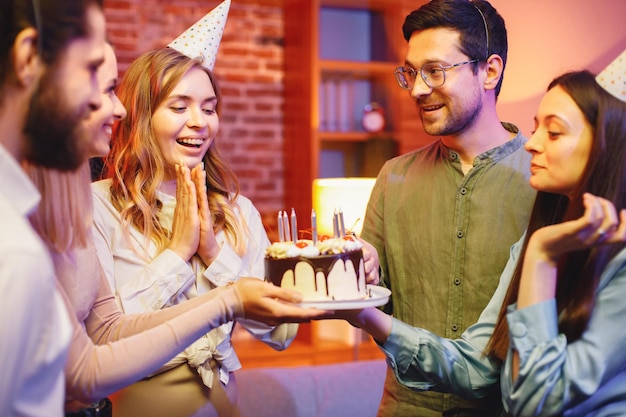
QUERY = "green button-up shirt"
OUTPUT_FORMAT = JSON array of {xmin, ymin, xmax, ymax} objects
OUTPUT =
[{"xmin": 361, "ymin": 123, "xmax": 536, "ymax": 416}]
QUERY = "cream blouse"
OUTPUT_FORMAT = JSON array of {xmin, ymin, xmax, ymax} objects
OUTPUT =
[{"xmin": 91, "ymin": 179, "xmax": 296, "ymax": 387}]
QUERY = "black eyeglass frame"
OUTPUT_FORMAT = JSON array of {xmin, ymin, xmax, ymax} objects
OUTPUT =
[{"xmin": 393, "ymin": 59, "xmax": 479, "ymax": 90}]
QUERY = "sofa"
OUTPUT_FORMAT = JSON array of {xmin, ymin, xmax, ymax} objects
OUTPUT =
[{"xmin": 237, "ymin": 359, "xmax": 387, "ymax": 417}]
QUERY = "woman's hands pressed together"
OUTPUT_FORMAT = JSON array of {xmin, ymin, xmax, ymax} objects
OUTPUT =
[
  {"xmin": 191, "ymin": 164, "xmax": 220, "ymax": 265},
  {"xmin": 167, "ymin": 163, "xmax": 220, "ymax": 265},
  {"xmin": 168, "ymin": 163, "xmax": 201, "ymax": 261}
]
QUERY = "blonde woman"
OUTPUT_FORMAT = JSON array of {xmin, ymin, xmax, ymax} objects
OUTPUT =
[
  {"xmin": 91, "ymin": 47, "xmax": 298, "ymax": 417},
  {"xmin": 26, "ymin": 43, "xmax": 318, "ymax": 417}
]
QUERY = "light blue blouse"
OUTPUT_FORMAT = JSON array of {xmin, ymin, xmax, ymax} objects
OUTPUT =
[{"xmin": 380, "ymin": 236, "xmax": 626, "ymax": 417}]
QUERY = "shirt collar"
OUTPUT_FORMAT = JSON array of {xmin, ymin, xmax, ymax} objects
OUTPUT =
[
  {"xmin": 441, "ymin": 122, "xmax": 527, "ymax": 166},
  {"xmin": 0, "ymin": 144, "xmax": 41, "ymax": 216}
]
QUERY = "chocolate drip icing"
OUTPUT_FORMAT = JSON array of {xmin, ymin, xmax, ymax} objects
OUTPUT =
[{"xmin": 265, "ymin": 250, "xmax": 364, "ymax": 298}]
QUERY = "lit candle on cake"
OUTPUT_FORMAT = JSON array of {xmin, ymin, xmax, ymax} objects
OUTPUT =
[
  {"xmin": 290, "ymin": 208, "xmax": 298, "ymax": 242},
  {"xmin": 333, "ymin": 209, "xmax": 339, "ymax": 238},
  {"xmin": 338, "ymin": 208, "xmax": 345, "ymax": 237},
  {"xmin": 277, "ymin": 210, "xmax": 285, "ymax": 242},
  {"xmin": 282, "ymin": 211, "xmax": 290, "ymax": 242},
  {"xmin": 311, "ymin": 209, "xmax": 318, "ymax": 243}
]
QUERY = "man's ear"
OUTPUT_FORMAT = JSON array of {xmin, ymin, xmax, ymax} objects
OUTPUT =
[
  {"xmin": 11, "ymin": 27, "xmax": 42, "ymax": 87},
  {"xmin": 482, "ymin": 54, "xmax": 504, "ymax": 91}
]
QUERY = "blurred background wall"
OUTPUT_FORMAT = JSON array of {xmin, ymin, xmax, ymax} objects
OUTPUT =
[{"xmin": 103, "ymin": 0, "xmax": 626, "ymax": 236}]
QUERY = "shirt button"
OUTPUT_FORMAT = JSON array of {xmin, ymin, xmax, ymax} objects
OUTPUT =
[
  {"xmin": 457, "ymin": 230, "xmax": 464, "ymax": 238},
  {"xmin": 510, "ymin": 322, "xmax": 527, "ymax": 337},
  {"xmin": 460, "ymin": 188, "xmax": 467, "ymax": 195},
  {"xmin": 451, "ymin": 324, "xmax": 458, "ymax": 332},
  {"xmin": 454, "ymin": 278, "xmax": 461, "ymax": 285}
]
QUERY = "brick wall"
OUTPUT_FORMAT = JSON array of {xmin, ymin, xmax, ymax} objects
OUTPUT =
[{"xmin": 104, "ymin": 0, "xmax": 285, "ymax": 240}]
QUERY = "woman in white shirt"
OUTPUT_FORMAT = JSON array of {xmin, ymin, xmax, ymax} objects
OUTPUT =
[
  {"xmin": 25, "ymin": 41, "xmax": 318, "ymax": 417},
  {"xmin": 91, "ymin": 47, "xmax": 298, "ymax": 417}
]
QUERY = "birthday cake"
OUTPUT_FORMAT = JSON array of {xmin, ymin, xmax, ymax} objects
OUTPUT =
[{"xmin": 264, "ymin": 237, "xmax": 368, "ymax": 302}]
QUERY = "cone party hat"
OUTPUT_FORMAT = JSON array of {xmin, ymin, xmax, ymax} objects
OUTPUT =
[
  {"xmin": 168, "ymin": 0, "xmax": 231, "ymax": 70},
  {"xmin": 596, "ymin": 49, "xmax": 626, "ymax": 102}
]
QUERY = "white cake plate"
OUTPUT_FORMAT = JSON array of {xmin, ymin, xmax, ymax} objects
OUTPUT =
[{"xmin": 298, "ymin": 285, "xmax": 391, "ymax": 310}]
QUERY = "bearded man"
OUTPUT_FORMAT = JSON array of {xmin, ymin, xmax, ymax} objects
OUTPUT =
[{"xmin": 0, "ymin": 1, "xmax": 106, "ymax": 415}]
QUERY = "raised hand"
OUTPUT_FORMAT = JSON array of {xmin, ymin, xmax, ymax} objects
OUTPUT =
[
  {"xmin": 527, "ymin": 193, "xmax": 626, "ymax": 264},
  {"xmin": 191, "ymin": 163, "xmax": 219, "ymax": 265},
  {"xmin": 359, "ymin": 238, "xmax": 380, "ymax": 285},
  {"xmin": 232, "ymin": 278, "xmax": 331, "ymax": 325},
  {"xmin": 518, "ymin": 193, "xmax": 626, "ymax": 308},
  {"xmin": 167, "ymin": 163, "xmax": 201, "ymax": 261}
]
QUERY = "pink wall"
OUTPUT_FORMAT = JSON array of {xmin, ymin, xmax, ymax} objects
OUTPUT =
[{"xmin": 493, "ymin": 0, "xmax": 626, "ymax": 135}]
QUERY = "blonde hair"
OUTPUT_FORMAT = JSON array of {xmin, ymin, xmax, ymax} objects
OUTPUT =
[
  {"xmin": 103, "ymin": 47, "xmax": 247, "ymax": 258},
  {"xmin": 25, "ymin": 162, "xmax": 93, "ymax": 253}
]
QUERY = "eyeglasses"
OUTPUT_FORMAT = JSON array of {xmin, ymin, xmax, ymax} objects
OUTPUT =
[{"xmin": 393, "ymin": 59, "xmax": 479, "ymax": 90}]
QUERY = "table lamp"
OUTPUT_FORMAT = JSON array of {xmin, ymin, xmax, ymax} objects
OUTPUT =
[
  {"xmin": 311, "ymin": 177, "xmax": 376, "ymax": 352},
  {"xmin": 312, "ymin": 177, "xmax": 376, "ymax": 238}
]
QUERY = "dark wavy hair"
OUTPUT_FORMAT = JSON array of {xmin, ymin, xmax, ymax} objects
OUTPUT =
[
  {"xmin": 487, "ymin": 70, "xmax": 626, "ymax": 361},
  {"xmin": 0, "ymin": 0, "xmax": 102, "ymax": 103},
  {"xmin": 402, "ymin": 0, "xmax": 507, "ymax": 97}
]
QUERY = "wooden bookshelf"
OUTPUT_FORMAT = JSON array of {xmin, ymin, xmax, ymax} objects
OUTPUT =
[
  {"xmin": 244, "ymin": 0, "xmax": 429, "ymax": 370},
  {"xmin": 283, "ymin": 0, "xmax": 430, "ymax": 219}
]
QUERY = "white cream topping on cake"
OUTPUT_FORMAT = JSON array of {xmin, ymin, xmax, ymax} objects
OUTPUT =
[
  {"xmin": 264, "ymin": 237, "xmax": 363, "ymax": 259},
  {"xmin": 264, "ymin": 237, "xmax": 367, "ymax": 301}
]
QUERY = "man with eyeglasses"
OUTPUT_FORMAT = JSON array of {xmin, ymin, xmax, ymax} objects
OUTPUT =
[
  {"xmin": 360, "ymin": 1, "xmax": 536, "ymax": 416},
  {"xmin": 0, "ymin": 0, "xmax": 106, "ymax": 416}
]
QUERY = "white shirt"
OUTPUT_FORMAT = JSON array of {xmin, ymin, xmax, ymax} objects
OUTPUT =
[
  {"xmin": 91, "ymin": 179, "xmax": 295, "ymax": 387},
  {"xmin": 0, "ymin": 144, "xmax": 71, "ymax": 417}
]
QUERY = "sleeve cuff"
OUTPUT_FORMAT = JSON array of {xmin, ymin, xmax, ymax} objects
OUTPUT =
[
  {"xmin": 507, "ymin": 299, "xmax": 558, "ymax": 355},
  {"xmin": 153, "ymin": 249, "xmax": 193, "ymax": 274},
  {"xmin": 380, "ymin": 319, "xmax": 421, "ymax": 374},
  {"xmin": 224, "ymin": 284, "xmax": 244, "ymax": 319},
  {"xmin": 203, "ymin": 243, "xmax": 244, "ymax": 287}
]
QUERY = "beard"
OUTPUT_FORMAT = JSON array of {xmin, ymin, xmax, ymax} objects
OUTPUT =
[
  {"xmin": 420, "ymin": 91, "xmax": 483, "ymax": 138},
  {"xmin": 22, "ymin": 68, "xmax": 90, "ymax": 171}
]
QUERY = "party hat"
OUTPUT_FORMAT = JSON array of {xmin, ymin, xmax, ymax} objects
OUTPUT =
[
  {"xmin": 596, "ymin": 49, "xmax": 626, "ymax": 103},
  {"xmin": 168, "ymin": 0, "xmax": 231, "ymax": 70}
]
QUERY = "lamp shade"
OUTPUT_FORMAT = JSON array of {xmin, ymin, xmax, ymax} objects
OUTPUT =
[{"xmin": 312, "ymin": 177, "xmax": 376, "ymax": 237}]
